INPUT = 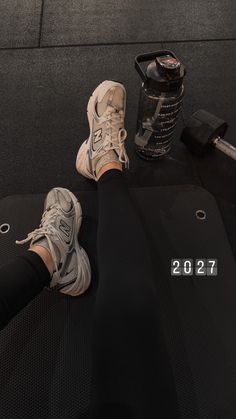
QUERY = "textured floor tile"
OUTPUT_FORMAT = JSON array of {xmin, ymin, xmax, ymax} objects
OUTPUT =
[
  {"xmin": 41, "ymin": 0, "xmax": 236, "ymax": 46},
  {"xmin": 0, "ymin": 0, "xmax": 42, "ymax": 48}
]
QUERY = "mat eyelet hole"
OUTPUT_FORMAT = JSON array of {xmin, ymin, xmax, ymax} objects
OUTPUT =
[
  {"xmin": 0, "ymin": 223, "xmax": 10, "ymax": 234},
  {"xmin": 196, "ymin": 210, "xmax": 206, "ymax": 221}
]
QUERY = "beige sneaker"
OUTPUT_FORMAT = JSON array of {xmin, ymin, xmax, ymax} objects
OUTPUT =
[
  {"xmin": 76, "ymin": 80, "xmax": 129, "ymax": 181},
  {"xmin": 15, "ymin": 188, "xmax": 91, "ymax": 297}
]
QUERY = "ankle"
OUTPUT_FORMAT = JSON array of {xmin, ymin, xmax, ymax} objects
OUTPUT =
[
  {"xmin": 96, "ymin": 162, "xmax": 122, "ymax": 180},
  {"xmin": 28, "ymin": 245, "xmax": 54, "ymax": 277}
]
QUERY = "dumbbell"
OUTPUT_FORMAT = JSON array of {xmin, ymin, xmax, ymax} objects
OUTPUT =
[{"xmin": 181, "ymin": 109, "xmax": 236, "ymax": 161}]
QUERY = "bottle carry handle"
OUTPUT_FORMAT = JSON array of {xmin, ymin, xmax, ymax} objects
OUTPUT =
[{"xmin": 135, "ymin": 50, "xmax": 179, "ymax": 83}]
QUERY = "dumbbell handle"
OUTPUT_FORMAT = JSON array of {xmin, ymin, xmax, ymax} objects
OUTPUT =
[{"xmin": 213, "ymin": 137, "xmax": 236, "ymax": 161}]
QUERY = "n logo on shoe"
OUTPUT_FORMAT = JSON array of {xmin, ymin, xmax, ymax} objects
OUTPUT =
[
  {"xmin": 93, "ymin": 129, "xmax": 102, "ymax": 143},
  {"xmin": 59, "ymin": 219, "xmax": 71, "ymax": 238}
]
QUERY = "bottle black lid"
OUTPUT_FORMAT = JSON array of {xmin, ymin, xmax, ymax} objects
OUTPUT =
[{"xmin": 146, "ymin": 52, "xmax": 186, "ymax": 92}]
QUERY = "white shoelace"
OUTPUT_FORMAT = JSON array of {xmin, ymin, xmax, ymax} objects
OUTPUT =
[
  {"xmin": 102, "ymin": 109, "xmax": 129, "ymax": 167},
  {"xmin": 15, "ymin": 207, "xmax": 62, "ymax": 282}
]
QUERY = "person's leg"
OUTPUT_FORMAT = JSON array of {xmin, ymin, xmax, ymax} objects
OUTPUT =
[
  {"xmin": 0, "ymin": 187, "xmax": 91, "ymax": 331},
  {"xmin": 76, "ymin": 80, "xmax": 179, "ymax": 418},
  {"xmin": 89, "ymin": 167, "xmax": 179, "ymax": 419},
  {"xmin": 0, "ymin": 248, "xmax": 51, "ymax": 331}
]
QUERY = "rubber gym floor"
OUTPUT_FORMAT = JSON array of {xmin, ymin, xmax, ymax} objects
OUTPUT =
[{"xmin": 0, "ymin": 1, "xmax": 236, "ymax": 418}]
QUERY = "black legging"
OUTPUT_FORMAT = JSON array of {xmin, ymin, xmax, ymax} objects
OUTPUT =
[{"xmin": 0, "ymin": 170, "xmax": 179, "ymax": 418}]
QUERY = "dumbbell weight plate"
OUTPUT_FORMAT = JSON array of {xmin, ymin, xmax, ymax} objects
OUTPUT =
[{"xmin": 181, "ymin": 109, "xmax": 228, "ymax": 156}]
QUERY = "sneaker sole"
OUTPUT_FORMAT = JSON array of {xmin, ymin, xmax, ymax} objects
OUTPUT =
[
  {"xmin": 76, "ymin": 80, "xmax": 126, "ymax": 179},
  {"xmin": 55, "ymin": 187, "xmax": 91, "ymax": 297}
]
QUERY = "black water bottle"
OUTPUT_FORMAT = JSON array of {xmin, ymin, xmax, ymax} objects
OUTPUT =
[{"xmin": 134, "ymin": 51, "xmax": 186, "ymax": 159}]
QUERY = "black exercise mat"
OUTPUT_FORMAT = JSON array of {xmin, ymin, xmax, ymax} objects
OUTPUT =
[{"xmin": 0, "ymin": 186, "xmax": 236, "ymax": 418}]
